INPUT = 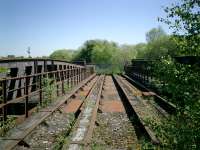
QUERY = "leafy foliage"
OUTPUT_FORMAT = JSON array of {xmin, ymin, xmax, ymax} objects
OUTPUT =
[
  {"xmin": 73, "ymin": 39, "xmax": 137, "ymax": 73},
  {"xmin": 131, "ymin": 1, "xmax": 200, "ymax": 149},
  {"xmin": 137, "ymin": 0, "xmax": 200, "ymax": 149},
  {"xmin": 149, "ymin": 56, "xmax": 200, "ymax": 149},
  {"xmin": 53, "ymin": 114, "xmax": 75, "ymax": 150},
  {"xmin": 146, "ymin": 26, "xmax": 166, "ymax": 43},
  {"xmin": 41, "ymin": 78, "xmax": 57, "ymax": 107},
  {"xmin": 136, "ymin": 26, "xmax": 178, "ymax": 59},
  {"xmin": 0, "ymin": 117, "xmax": 16, "ymax": 136},
  {"xmin": 73, "ymin": 40, "xmax": 119, "ymax": 63},
  {"xmin": 133, "ymin": 43, "xmax": 147, "ymax": 58},
  {"xmin": 50, "ymin": 49, "xmax": 75, "ymax": 61},
  {"xmin": 0, "ymin": 67, "xmax": 9, "ymax": 74},
  {"xmin": 159, "ymin": 0, "xmax": 200, "ymax": 55}
]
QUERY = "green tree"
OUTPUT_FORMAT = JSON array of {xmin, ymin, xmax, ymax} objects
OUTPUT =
[
  {"xmin": 144, "ymin": 1, "xmax": 200, "ymax": 149},
  {"xmin": 50, "ymin": 49, "xmax": 74, "ymax": 61},
  {"xmin": 146, "ymin": 26, "xmax": 166, "ymax": 43},
  {"xmin": 73, "ymin": 39, "xmax": 120, "ymax": 64},
  {"xmin": 159, "ymin": 0, "xmax": 200, "ymax": 55},
  {"xmin": 118, "ymin": 44, "xmax": 137, "ymax": 65},
  {"xmin": 91, "ymin": 40, "xmax": 119, "ymax": 64},
  {"xmin": 146, "ymin": 35, "xmax": 178, "ymax": 59},
  {"xmin": 73, "ymin": 40, "xmax": 98, "ymax": 63},
  {"xmin": 136, "ymin": 27, "xmax": 177, "ymax": 59},
  {"xmin": 73, "ymin": 39, "xmax": 137, "ymax": 73},
  {"xmin": 134, "ymin": 43, "xmax": 147, "ymax": 58}
]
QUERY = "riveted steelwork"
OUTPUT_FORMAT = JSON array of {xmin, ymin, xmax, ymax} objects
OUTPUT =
[
  {"xmin": 124, "ymin": 59, "xmax": 153, "ymax": 85},
  {"xmin": 0, "ymin": 59, "xmax": 95, "ymax": 121},
  {"xmin": 124, "ymin": 59, "xmax": 177, "ymax": 114},
  {"xmin": 125, "ymin": 57, "xmax": 200, "ymax": 86}
]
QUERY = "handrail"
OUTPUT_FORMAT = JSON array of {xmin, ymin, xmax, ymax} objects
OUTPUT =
[{"xmin": 0, "ymin": 65, "xmax": 95, "ymax": 121}]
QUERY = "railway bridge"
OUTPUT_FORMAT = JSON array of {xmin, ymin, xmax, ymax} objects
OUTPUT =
[{"xmin": 0, "ymin": 58, "xmax": 178, "ymax": 150}]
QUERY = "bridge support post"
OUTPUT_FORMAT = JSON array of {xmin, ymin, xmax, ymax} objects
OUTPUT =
[
  {"xmin": 3, "ymin": 80, "xmax": 7, "ymax": 121},
  {"xmin": 25, "ymin": 77, "xmax": 29, "ymax": 118},
  {"xmin": 39, "ymin": 75, "xmax": 42, "ymax": 105},
  {"xmin": 62, "ymin": 70, "xmax": 64, "ymax": 95}
]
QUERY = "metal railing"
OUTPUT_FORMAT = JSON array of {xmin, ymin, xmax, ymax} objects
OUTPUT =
[
  {"xmin": 124, "ymin": 60, "xmax": 153, "ymax": 84},
  {"xmin": 0, "ymin": 66, "xmax": 94, "ymax": 121}
]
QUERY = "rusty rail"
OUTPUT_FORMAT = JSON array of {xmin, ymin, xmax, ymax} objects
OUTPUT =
[
  {"xmin": 0, "ymin": 74, "xmax": 96, "ymax": 150},
  {"xmin": 122, "ymin": 75, "xmax": 176, "ymax": 114},
  {"xmin": 64, "ymin": 75, "xmax": 104, "ymax": 149},
  {"xmin": 113, "ymin": 75, "xmax": 161, "ymax": 145}
]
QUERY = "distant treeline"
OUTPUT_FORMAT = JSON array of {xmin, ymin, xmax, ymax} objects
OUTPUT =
[
  {"xmin": 1, "ymin": 24, "xmax": 198, "ymax": 74},
  {"xmin": 49, "ymin": 26, "xmax": 182, "ymax": 73}
]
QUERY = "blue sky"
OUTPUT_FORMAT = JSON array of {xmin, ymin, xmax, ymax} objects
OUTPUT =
[{"xmin": 0, "ymin": 0, "xmax": 175, "ymax": 57}]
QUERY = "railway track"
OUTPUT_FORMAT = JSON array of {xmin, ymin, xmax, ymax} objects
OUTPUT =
[
  {"xmin": 122, "ymin": 75, "xmax": 176, "ymax": 114},
  {"xmin": 0, "ymin": 74, "xmax": 175, "ymax": 149},
  {"xmin": 63, "ymin": 75, "xmax": 104, "ymax": 149},
  {"xmin": 91, "ymin": 75, "xmax": 139, "ymax": 149},
  {"xmin": 114, "ymin": 75, "xmax": 163, "ymax": 144},
  {"xmin": 0, "ymin": 74, "xmax": 97, "ymax": 150}
]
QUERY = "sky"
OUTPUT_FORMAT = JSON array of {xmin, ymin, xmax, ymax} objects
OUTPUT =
[{"xmin": 0, "ymin": 0, "xmax": 176, "ymax": 57}]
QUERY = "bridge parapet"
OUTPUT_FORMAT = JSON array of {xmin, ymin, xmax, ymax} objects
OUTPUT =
[
  {"xmin": 0, "ymin": 59, "xmax": 95, "ymax": 121},
  {"xmin": 0, "ymin": 59, "xmax": 86, "ymax": 78},
  {"xmin": 124, "ymin": 56, "xmax": 200, "ymax": 85}
]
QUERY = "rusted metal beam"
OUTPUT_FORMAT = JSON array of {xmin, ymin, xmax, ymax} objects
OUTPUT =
[
  {"xmin": 0, "ymin": 73, "xmax": 96, "ymax": 150},
  {"xmin": 0, "ymin": 63, "xmax": 95, "ymax": 121}
]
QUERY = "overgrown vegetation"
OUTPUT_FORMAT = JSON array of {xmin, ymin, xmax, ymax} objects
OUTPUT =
[
  {"xmin": 50, "ymin": 40, "xmax": 137, "ymax": 74},
  {"xmin": 64, "ymin": 81, "xmax": 71, "ymax": 92},
  {"xmin": 48, "ymin": 26, "xmax": 177, "ymax": 74},
  {"xmin": 0, "ymin": 116, "xmax": 16, "ymax": 136},
  {"xmin": 42, "ymin": 78, "xmax": 57, "ymax": 105},
  {"xmin": 135, "ymin": 0, "xmax": 200, "ymax": 149},
  {"xmin": 144, "ymin": 57, "xmax": 200, "ymax": 149},
  {"xmin": 35, "ymin": 77, "xmax": 73, "ymax": 113},
  {"xmin": 50, "ymin": 49, "xmax": 75, "ymax": 61},
  {"xmin": 36, "ymin": 78, "xmax": 57, "ymax": 110},
  {"xmin": 0, "ymin": 67, "xmax": 9, "ymax": 74},
  {"xmin": 0, "ymin": 67, "xmax": 16, "ymax": 136},
  {"xmin": 53, "ymin": 113, "xmax": 75, "ymax": 150}
]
